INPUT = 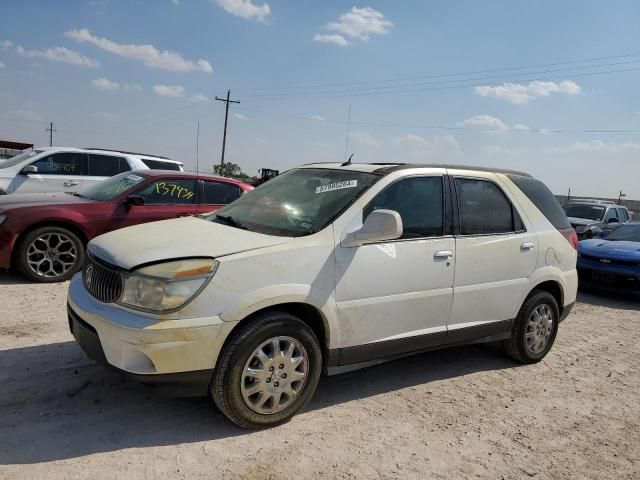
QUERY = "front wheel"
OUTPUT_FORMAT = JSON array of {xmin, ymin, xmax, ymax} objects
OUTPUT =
[
  {"xmin": 16, "ymin": 226, "xmax": 84, "ymax": 283},
  {"xmin": 504, "ymin": 290, "xmax": 559, "ymax": 364},
  {"xmin": 211, "ymin": 312, "xmax": 322, "ymax": 429}
]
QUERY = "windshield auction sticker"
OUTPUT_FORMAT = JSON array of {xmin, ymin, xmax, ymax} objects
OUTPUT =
[{"xmin": 315, "ymin": 180, "xmax": 358, "ymax": 194}]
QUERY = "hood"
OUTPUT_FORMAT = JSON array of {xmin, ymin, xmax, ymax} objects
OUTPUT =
[
  {"xmin": 579, "ymin": 239, "xmax": 640, "ymax": 261},
  {"xmin": 568, "ymin": 217, "xmax": 598, "ymax": 227},
  {"xmin": 0, "ymin": 192, "xmax": 94, "ymax": 210},
  {"xmin": 88, "ymin": 216, "xmax": 292, "ymax": 270}
]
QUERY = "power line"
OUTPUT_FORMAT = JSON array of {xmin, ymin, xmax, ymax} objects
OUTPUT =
[{"xmin": 233, "ymin": 51, "xmax": 640, "ymax": 92}]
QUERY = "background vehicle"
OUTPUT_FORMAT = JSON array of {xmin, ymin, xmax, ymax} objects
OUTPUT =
[
  {"xmin": 563, "ymin": 199, "xmax": 630, "ymax": 239},
  {"xmin": 577, "ymin": 221, "xmax": 640, "ymax": 293},
  {"xmin": 0, "ymin": 170, "xmax": 252, "ymax": 282},
  {"xmin": 68, "ymin": 163, "xmax": 577, "ymax": 428},
  {"xmin": 0, "ymin": 147, "xmax": 184, "ymax": 195}
]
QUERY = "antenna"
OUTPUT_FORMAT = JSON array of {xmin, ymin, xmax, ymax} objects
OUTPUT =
[
  {"xmin": 343, "ymin": 103, "xmax": 351, "ymax": 161},
  {"xmin": 341, "ymin": 153, "xmax": 354, "ymax": 167}
]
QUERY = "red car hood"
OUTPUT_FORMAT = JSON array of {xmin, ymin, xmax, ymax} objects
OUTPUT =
[{"xmin": 0, "ymin": 192, "xmax": 96, "ymax": 210}]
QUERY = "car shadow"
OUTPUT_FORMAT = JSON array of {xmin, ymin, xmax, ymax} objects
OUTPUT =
[
  {"xmin": 0, "ymin": 340, "xmax": 519, "ymax": 464},
  {"xmin": 576, "ymin": 288, "xmax": 640, "ymax": 311},
  {"xmin": 0, "ymin": 272, "xmax": 33, "ymax": 285}
]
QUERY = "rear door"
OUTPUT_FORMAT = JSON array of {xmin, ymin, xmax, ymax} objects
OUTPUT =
[
  {"xmin": 199, "ymin": 179, "xmax": 244, "ymax": 214},
  {"xmin": 105, "ymin": 178, "xmax": 198, "ymax": 231},
  {"xmin": 83, "ymin": 154, "xmax": 131, "ymax": 191},
  {"xmin": 448, "ymin": 173, "xmax": 538, "ymax": 338},
  {"xmin": 12, "ymin": 152, "xmax": 86, "ymax": 193}
]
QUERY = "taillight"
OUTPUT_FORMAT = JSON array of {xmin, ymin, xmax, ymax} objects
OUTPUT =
[{"xmin": 559, "ymin": 227, "xmax": 578, "ymax": 249}]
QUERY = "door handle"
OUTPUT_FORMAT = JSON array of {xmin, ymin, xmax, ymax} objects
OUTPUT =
[
  {"xmin": 63, "ymin": 181, "xmax": 79, "ymax": 187},
  {"xmin": 433, "ymin": 250, "xmax": 453, "ymax": 260},
  {"xmin": 520, "ymin": 242, "xmax": 535, "ymax": 251}
]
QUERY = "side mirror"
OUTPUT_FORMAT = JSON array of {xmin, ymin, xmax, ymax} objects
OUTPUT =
[
  {"xmin": 342, "ymin": 209, "xmax": 403, "ymax": 247},
  {"xmin": 607, "ymin": 217, "xmax": 618, "ymax": 224},
  {"xmin": 124, "ymin": 195, "xmax": 145, "ymax": 207},
  {"xmin": 21, "ymin": 165, "xmax": 38, "ymax": 175}
]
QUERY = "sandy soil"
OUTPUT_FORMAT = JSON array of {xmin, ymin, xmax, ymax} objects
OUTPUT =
[{"xmin": 0, "ymin": 273, "xmax": 638, "ymax": 479}]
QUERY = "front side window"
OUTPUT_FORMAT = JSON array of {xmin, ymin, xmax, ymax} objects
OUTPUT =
[
  {"xmin": 88, "ymin": 154, "xmax": 130, "ymax": 176},
  {"xmin": 210, "ymin": 168, "xmax": 380, "ymax": 236},
  {"xmin": 202, "ymin": 181, "xmax": 242, "ymax": 204},
  {"xmin": 364, "ymin": 177, "xmax": 443, "ymax": 239},
  {"xmin": 81, "ymin": 172, "xmax": 147, "ymax": 201},
  {"xmin": 605, "ymin": 208, "xmax": 619, "ymax": 222},
  {"xmin": 456, "ymin": 178, "xmax": 519, "ymax": 235},
  {"xmin": 31, "ymin": 152, "xmax": 85, "ymax": 175},
  {"xmin": 136, "ymin": 179, "xmax": 196, "ymax": 204}
]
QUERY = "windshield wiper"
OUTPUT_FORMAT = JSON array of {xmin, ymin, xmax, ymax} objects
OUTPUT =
[{"xmin": 215, "ymin": 214, "xmax": 248, "ymax": 230}]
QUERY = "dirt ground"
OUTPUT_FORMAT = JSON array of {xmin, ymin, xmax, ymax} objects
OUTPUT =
[{"xmin": 0, "ymin": 273, "xmax": 638, "ymax": 480}]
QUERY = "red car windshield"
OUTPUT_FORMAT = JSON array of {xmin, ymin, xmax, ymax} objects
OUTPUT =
[{"xmin": 81, "ymin": 172, "xmax": 147, "ymax": 201}]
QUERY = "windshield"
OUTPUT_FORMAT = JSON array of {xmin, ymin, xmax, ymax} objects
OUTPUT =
[
  {"xmin": 81, "ymin": 172, "xmax": 147, "ymax": 201},
  {"xmin": 209, "ymin": 168, "xmax": 380, "ymax": 236},
  {"xmin": 604, "ymin": 224, "xmax": 640, "ymax": 242},
  {"xmin": 0, "ymin": 150, "xmax": 42, "ymax": 169},
  {"xmin": 564, "ymin": 204, "xmax": 606, "ymax": 221}
]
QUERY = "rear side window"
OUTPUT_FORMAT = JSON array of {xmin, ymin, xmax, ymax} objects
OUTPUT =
[
  {"xmin": 507, "ymin": 174, "xmax": 570, "ymax": 229},
  {"xmin": 87, "ymin": 154, "xmax": 130, "ymax": 176},
  {"xmin": 202, "ymin": 181, "xmax": 242, "ymax": 204},
  {"xmin": 141, "ymin": 158, "xmax": 182, "ymax": 171},
  {"xmin": 31, "ymin": 152, "xmax": 85, "ymax": 175},
  {"xmin": 455, "ymin": 178, "xmax": 520, "ymax": 235},
  {"xmin": 364, "ymin": 176, "xmax": 444, "ymax": 239}
]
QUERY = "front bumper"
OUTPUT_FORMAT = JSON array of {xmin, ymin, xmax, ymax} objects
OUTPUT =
[
  {"xmin": 577, "ymin": 258, "xmax": 640, "ymax": 294},
  {"xmin": 67, "ymin": 273, "xmax": 236, "ymax": 396}
]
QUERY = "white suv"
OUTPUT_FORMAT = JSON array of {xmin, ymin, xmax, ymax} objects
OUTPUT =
[
  {"xmin": 67, "ymin": 163, "xmax": 578, "ymax": 428},
  {"xmin": 0, "ymin": 147, "xmax": 183, "ymax": 195}
]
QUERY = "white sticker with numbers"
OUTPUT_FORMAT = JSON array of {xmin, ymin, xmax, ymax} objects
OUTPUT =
[{"xmin": 315, "ymin": 180, "xmax": 358, "ymax": 194}]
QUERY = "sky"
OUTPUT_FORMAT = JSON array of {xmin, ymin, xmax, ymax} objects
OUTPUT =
[{"xmin": 1, "ymin": 0, "xmax": 640, "ymax": 198}]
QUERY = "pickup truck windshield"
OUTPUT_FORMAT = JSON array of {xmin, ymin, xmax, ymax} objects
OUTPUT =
[
  {"xmin": 564, "ymin": 204, "xmax": 605, "ymax": 221},
  {"xmin": 209, "ymin": 168, "xmax": 379, "ymax": 236},
  {"xmin": 81, "ymin": 172, "xmax": 147, "ymax": 201}
]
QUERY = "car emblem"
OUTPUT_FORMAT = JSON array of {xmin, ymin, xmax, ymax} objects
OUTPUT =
[
  {"xmin": 85, "ymin": 265, "xmax": 94, "ymax": 288},
  {"xmin": 599, "ymin": 259, "xmax": 611, "ymax": 263}
]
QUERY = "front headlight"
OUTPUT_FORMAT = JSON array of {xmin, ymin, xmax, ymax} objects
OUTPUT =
[{"xmin": 120, "ymin": 258, "xmax": 218, "ymax": 312}]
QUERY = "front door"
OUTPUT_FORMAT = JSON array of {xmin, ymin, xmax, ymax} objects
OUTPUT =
[
  {"xmin": 334, "ymin": 174, "xmax": 455, "ymax": 365},
  {"xmin": 448, "ymin": 175, "xmax": 538, "ymax": 338},
  {"xmin": 11, "ymin": 152, "xmax": 85, "ymax": 193}
]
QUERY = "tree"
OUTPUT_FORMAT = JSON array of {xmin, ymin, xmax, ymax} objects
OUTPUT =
[{"xmin": 213, "ymin": 162, "xmax": 247, "ymax": 179}]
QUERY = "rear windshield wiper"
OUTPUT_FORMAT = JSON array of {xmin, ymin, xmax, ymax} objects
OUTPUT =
[{"xmin": 215, "ymin": 214, "xmax": 248, "ymax": 230}]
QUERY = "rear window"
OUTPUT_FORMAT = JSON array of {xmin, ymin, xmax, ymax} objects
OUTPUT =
[
  {"xmin": 141, "ymin": 158, "xmax": 182, "ymax": 171},
  {"xmin": 507, "ymin": 175, "xmax": 570, "ymax": 229}
]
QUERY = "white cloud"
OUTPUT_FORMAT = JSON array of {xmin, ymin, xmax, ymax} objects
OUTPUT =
[
  {"xmin": 546, "ymin": 140, "xmax": 640, "ymax": 155},
  {"xmin": 213, "ymin": 0, "xmax": 270, "ymax": 22},
  {"xmin": 10, "ymin": 108, "xmax": 43, "ymax": 122},
  {"xmin": 513, "ymin": 124, "xmax": 530, "ymax": 131},
  {"xmin": 172, "ymin": 0, "xmax": 180, "ymax": 4},
  {"xmin": 474, "ymin": 80, "xmax": 581, "ymax": 104},
  {"xmin": 96, "ymin": 111, "xmax": 120, "ymax": 120},
  {"xmin": 190, "ymin": 93, "xmax": 209, "ymax": 103},
  {"xmin": 234, "ymin": 112, "xmax": 250, "ymax": 120},
  {"xmin": 326, "ymin": 7, "xmax": 392, "ymax": 41},
  {"xmin": 153, "ymin": 84, "xmax": 186, "ymax": 97},
  {"xmin": 15, "ymin": 45, "xmax": 99, "ymax": 68},
  {"xmin": 457, "ymin": 114, "xmax": 529, "ymax": 132},
  {"xmin": 91, "ymin": 77, "xmax": 120, "ymax": 91},
  {"xmin": 308, "ymin": 114, "xmax": 326, "ymax": 121},
  {"xmin": 0, "ymin": 62, "xmax": 4, "ymax": 69},
  {"xmin": 393, "ymin": 134, "xmax": 460, "ymax": 153},
  {"xmin": 1, "ymin": 40, "xmax": 13, "ymax": 50},
  {"xmin": 65, "ymin": 28, "xmax": 212, "ymax": 73},
  {"xmin": 350, "ymin": 131, "xmax": 380, "ymax": 146},
  {"xmin": 123, "ymin": 83, "xmax": 142, "ymax": 91},
  {"xmin": 313, "ymin": 34, "xmax": 349, "ymax": 47}
]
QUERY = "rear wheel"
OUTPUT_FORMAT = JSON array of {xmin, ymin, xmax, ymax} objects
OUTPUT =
[
  {"xmin": 211, "ymin": 311, "xmax": 322, "ymax": 429},
  {"xmin": 504, "ymin": 290, "xmax": 559, "ymax": 364},
  {"xmin": 16, "ymin": 226, "xmax": 84, "ymax": 283}
]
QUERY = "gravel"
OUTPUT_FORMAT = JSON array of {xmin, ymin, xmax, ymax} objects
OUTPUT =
[{"xmin": 0, "ymin": 274, "xmax": 638, "ymax": 479}]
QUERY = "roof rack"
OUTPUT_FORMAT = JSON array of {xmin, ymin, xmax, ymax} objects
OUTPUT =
[
  {"xmin": 569, "ymin": 199, "xmax": 616, "ymax": 205},
  {"xmin": 83, "ymin": 148, "xmax": 171, "ymax": 160}
]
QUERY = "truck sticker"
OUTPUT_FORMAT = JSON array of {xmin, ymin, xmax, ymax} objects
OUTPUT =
[
  {"xmin": 154, "ymin": 182, "xmax": 195, "ymax": 199},
  {"xmin": 315, "ymin": 180, "xmax": 358, "ymax": 194}
]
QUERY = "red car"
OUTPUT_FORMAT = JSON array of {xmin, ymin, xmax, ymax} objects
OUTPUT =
[{"xmin": 0, "ymin": 170, "xmax": 252, "ymax": 282}]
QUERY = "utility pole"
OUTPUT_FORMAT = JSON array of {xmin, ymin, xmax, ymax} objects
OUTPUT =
[
  {"xmin": 618, "ymin": 190, "xmax": 626, "ymax": 205},
  {"xmin": 45, "ymin": 122, "xmax": 57, "ymax": 147},
  {"xmin": 214, "ymin": 90, "xmax": 240, "ymax": 167}
]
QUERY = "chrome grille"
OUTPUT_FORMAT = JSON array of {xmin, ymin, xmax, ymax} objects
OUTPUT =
[{"xmin": 83, "ymin": 255, "xmax": 123, "ymax": 303}]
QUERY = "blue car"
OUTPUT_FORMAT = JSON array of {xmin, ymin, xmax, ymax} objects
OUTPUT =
[{"xmin": 577, "ymin": 222, "xmax": 640, "ymax": 294}]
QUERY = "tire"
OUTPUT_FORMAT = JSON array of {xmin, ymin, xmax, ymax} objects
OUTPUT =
[
  {"xmin": 16, "ymin": 226, "xmax": 84, "ymax": 283},
  {"xmin": 504, "ymin": 290, "xmax": 560, "ymax": 364},
  {"xmin": 211, "ymin": 311, "xmax": 322, "ymax": 429}
]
